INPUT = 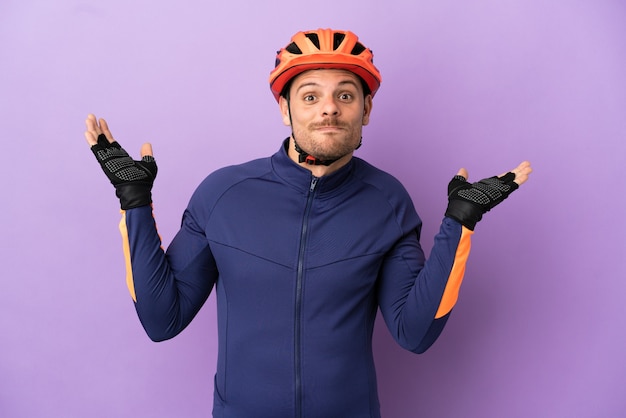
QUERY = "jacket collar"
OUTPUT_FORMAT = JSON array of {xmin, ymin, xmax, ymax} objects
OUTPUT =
[{"xmin": 271, "ymin": 138, "xmax": 355, "ymax": 195}]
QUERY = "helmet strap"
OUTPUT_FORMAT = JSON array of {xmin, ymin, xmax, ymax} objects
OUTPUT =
[{"xmin": 293, "ymin": 140, "xmax": 336, "ymax": 166}]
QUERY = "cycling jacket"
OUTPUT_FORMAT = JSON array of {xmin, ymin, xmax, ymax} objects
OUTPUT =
[{"xmin": 118, "ymin": 139, "xmax": 473, "ymax": 418}]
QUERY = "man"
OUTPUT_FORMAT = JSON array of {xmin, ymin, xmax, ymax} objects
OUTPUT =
[{"xmin": 85, "ymin": 29, "xmax": 531, "ymax": 418}]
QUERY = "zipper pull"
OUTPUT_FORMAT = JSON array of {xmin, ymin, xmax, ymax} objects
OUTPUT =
[{"xmin": 310, "ymin": 176, "xmax": 319, "ymax": 192}]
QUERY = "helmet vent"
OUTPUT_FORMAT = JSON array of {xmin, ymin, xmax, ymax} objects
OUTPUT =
[
  {"xmin": 333, "ymin": 33, "xmax": 346, "ymax": 50},
  {"xmin": 304, "ymin": 33, "xmax": 320, "ymax": 49},
  {"xmin": 285, "ymin": 42, "xmax": 302, "ymax": 54},
  {"xmin": 350, "ymin": 42, "xmax": 366, "ymax": 56}
]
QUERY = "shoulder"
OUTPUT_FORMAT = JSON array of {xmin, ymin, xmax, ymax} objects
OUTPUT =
[
  {"xmin": 202, "ymin": 157, "xmax": 272, "ymax": 187},
  {"xmin": 351, "ymin": 157, "xmax": 412, "ymax": 200},
  {"xmin": 350, "ymin": 157, "xmax": 421, "ymax": 228},
  {"xmin": 188, "ymin": 157, "xmax": 273, "ymax": 210}
]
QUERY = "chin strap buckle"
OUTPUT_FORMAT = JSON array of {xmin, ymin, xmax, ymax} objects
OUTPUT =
[
  {"xmin": 304, "ymin": 155, "xmax": 318, "ymax": 165},
  {"xmin": 294, "ymin": 139, "xmax": 337, "ymax": 166}
]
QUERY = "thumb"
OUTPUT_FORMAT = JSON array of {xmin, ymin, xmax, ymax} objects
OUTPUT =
[
  {"xmin": 456, "ymin": 167, "xmax": 468, "ymax": 181},
  {"xmin": 140, "ymin": 142, "xmax": 153, "ymax": 158}
]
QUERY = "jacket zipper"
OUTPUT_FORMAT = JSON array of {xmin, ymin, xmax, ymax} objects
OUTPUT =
[{"xmin": 295, "ymin": 176, "xmax": 318, "ymax": 418}]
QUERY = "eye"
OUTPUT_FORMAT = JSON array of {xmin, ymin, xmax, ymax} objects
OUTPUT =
[
  {"xmin": 303, "ymin": 94, "xmax": 316, "ymax": 102},
  {"xmin": 339, "ymin": 93, "xmax": 353, "ymax": 101}
]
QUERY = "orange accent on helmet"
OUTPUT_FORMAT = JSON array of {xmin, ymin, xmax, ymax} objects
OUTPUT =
[{"xmin": 269, "ymin": 29, "xmax": 382, "ymax": 102}]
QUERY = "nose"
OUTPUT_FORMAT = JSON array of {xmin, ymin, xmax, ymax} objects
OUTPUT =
[{"xmin": 320, "ymin": 96, "xmax": 340, "ymax": 117}]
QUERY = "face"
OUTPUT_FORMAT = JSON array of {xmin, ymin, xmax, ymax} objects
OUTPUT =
[{"xmin": 280, "ymin": 69, "xmax": 373, "ymax": 163}]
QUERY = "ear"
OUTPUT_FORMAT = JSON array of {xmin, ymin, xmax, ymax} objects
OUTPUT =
[
  {"xmin": 279, "ymin": 96, "xmax": 291, "ymax": 126},
  {"xmin": 361, "ymin": 95, "xmax": 373, "ymax": 126}
]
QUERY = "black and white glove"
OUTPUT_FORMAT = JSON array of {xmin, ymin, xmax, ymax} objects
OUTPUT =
[
  {"xmin": 90, "ymin": 134, "xmax": 158, "ymax": 210},
  {"xmin": 445, "ymin": 172, "xmax": 518, "ymax": 231}
]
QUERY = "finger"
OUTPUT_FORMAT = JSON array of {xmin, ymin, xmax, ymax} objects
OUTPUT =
[
  {"xmin": 140, "ymin": 142, "xmax": 153, "ymax": 158},
  {"xmin": 84, "ymin": 114, "xmax": 101, "ymax": 146},
  {"xmin": 456, "ymin": 167, "xmax": 468, "ymax": 181},
  {"xmin": 85, "ymin": 114, "xmax": 100, "ymax": 132},
  {"xmin": 510, "ymin": 161, "xmax": 532, "ymax": 185},
  {"xmin": 85, "ymin": 114, "xmax": 100, "ymax": 133},
  {"xmin": 98, "ymin": 118, "xmax": 116, "ymax": 143},
  {"xmin": 84, "ymin": 130, "xmax": 98, "ymax": 146}
]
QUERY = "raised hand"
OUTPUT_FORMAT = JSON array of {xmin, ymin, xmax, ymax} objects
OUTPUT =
[
  {"xmin": 445, "ymin": 161, "xmax": 532, "ymax": 230},
  {"xmin": 84, "ymin": 114, "xmax": 157, "ymax": 210}
]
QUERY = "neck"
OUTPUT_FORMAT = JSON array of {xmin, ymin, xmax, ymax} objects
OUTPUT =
[{"xmin": 287, "ymin": 137, "xmax": 352, "ymax": 177}]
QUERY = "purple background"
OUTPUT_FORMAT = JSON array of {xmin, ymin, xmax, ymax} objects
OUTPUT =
[{"xmin": 1, "ymin": 0, "xmax": 625, "ymax": 417}]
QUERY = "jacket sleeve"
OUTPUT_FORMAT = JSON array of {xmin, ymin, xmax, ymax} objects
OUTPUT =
[
  {"xmin": 119, "ymin": 205, "xmax": 218, "ymax": 342},
  {"xmin": 376, "ymin": 216, "xmax": 473, "ymax": 354}
]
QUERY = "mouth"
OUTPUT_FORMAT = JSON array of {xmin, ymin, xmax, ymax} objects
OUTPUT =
[{"xmin": 312, "ymin": 123, "xmax": 345, "ymax": 132}]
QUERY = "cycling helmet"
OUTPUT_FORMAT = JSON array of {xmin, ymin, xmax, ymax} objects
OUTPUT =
[{"xmin": 269, "ymin": 28, "xmax": 382, "ymax": 102}]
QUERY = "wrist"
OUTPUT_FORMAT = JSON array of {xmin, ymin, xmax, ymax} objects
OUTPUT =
[
  {"xmin": 116, "ymin": 183, "xmax": 153, "ymax": 210},
  {"xmin": 445, "ymin": 200, "xmax": 482, "ymax": 231}
]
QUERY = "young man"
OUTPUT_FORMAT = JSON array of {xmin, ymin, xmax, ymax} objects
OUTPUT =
[{"xmin": 85, "ymin": 29, "xmax": 532, "ymax": 418}]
